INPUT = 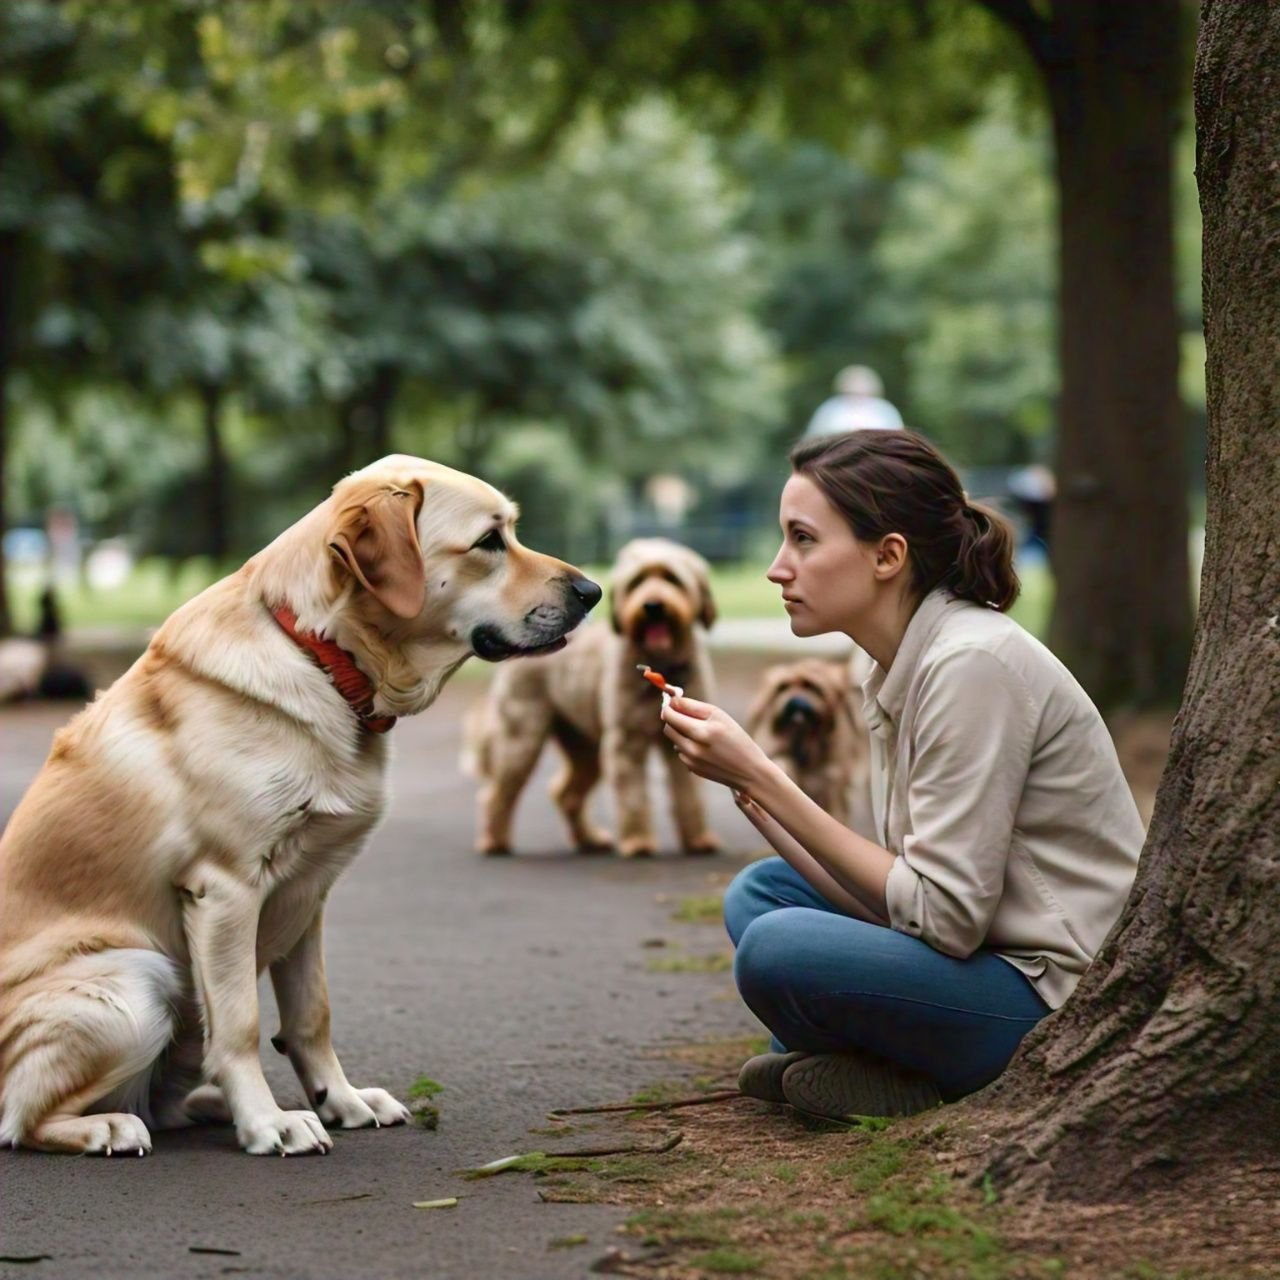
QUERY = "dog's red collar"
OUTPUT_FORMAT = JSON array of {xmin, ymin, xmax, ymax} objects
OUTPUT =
[{"xmin": 270, "ymin": 604, "xmax": 396, "ymax": 735}]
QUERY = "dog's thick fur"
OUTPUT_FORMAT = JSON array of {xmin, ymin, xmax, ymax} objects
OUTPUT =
[
  {"xmin": 746, "ymin": 658, "xmax": 871, "ymax": 830},
  {"xmin": 467, "ymin": 538, "xmax": 720, "ymax": 858},
  {"xmin": 0, "ymin": 455, "xmax": 598, "ymax": 1156}
]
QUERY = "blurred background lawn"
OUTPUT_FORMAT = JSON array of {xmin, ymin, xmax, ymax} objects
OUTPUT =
[{"xmin": 8, "ymin": 556, "xmax": 1053, "ymax": 642}]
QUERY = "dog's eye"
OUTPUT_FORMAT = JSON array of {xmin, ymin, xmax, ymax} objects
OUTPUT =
[{"xmin": 472, "ymin": 529, "xmax": 506, "ymax": 553}]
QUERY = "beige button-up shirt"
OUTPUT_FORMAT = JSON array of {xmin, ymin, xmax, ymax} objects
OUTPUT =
[{"xmin": 858, "ymin": 588, "xmax": 1145, "ymax": 1008}]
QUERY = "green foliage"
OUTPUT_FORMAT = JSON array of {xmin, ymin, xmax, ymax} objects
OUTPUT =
[{"xmin": 1, "ymin": 0, "xmax": 1203, "ymax": 638}]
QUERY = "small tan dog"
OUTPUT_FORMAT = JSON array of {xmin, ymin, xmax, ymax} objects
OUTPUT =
[
  {"xmin": 746, "ymin": 659, "xmax": 870, "ymax": 827},
  {"xmin": 0, "ymin": 455, "xmax": 599, "ymax": 1156},
  {"xmin": 468, "ymin": 537, "xmax": 720, "ymax": 858}
]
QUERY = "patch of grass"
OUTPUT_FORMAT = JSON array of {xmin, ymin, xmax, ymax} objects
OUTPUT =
[
  {"xmin": 406, "ymin": 1075, "xmax": 444, "ymax": 1128},
  {"xmin": 406, "ymin": 1075, "xmax": 444, "ymax": 1100},
  {"xmin": 627, "ymin": 1207, "xmax": 743, "ymax": 1248},
  {"xmin": 672, "ymin": 894, "xmax": 724, "ymax": 924},
  {"xmin": 547, "ymin": 1234, "xmax": 589, "ymax": 1250},
  {"xmin": 461, "ymin": 1152, "xmax": 592, "ymax": 1179},
  {"xmin": 630, "ymin": 1080, "xmax": 692, "ymax": 1106},
  {"xmin": 827, "ymin": 1133, "xmax": 909, "ymax": 1193},
  {"xmin": 646, "ymin": 950, "xmax": 733, "ymax": 973},
  {"xmin": 691, "ymin": 1247, "xmax": 763, "ymax": 1274}
]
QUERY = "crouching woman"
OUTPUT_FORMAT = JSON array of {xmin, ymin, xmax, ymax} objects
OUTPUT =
[{"xmin": 661, "ymin": 430, "xmax": 1144, "ymax": 1119}]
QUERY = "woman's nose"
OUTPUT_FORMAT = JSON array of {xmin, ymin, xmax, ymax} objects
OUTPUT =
[{"xmin": 766, "ymin": 548, "xmax": 791, "ymax": 583}]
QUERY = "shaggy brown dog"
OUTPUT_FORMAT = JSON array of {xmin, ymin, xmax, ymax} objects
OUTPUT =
[
  {"xmin": 746, "ymin": 658, "xmax": 870, "ymax": 829},
  {"xmin": 467, "ymin": 537, "xmax": 720, "ymax": 858},
  {"xmin": 0, "ymin": 455, "xmax": 599, "ymax": 1157}
]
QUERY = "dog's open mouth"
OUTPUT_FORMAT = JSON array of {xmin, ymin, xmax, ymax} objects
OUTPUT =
[
  {"xmin": 638, "ymin": 620, "xmax": 674, "ymax": 652},
  {"xmin": 470, "ymin": 626, "xmax": 570, "ymax": 662}
]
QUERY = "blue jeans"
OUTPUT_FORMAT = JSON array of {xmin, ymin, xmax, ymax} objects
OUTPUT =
[{"xmin": 724, "ymin": 858, "xmax": 1051, "ymax": 1099}]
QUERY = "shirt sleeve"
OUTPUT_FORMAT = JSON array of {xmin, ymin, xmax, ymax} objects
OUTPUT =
[{"xmin": 883, "ymin": 646, "xmax": 1039, "ymax": 958}]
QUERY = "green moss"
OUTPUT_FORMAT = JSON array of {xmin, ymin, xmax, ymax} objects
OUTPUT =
[
  {"xmin": 672, "ymin": 894, "xmax": 725, "ymax": 924},
  {"xmin": 406, "ymin": 1075, "xmax": 444, "ymax": 1100}
]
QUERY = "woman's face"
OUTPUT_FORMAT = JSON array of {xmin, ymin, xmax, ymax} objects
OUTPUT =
[{"xmin": 767, "ymin": 473, "xmax": 883, "ymax": 637}]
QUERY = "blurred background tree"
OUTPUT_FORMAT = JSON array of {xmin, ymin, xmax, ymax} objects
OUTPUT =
[{"xmin": 1, "ymin": 0, "xmax": 1205, "ymax": 712}]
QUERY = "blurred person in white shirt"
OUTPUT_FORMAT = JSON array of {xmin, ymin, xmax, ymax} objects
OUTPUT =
[{"xmin": 803, "ymin": 365, "xmax": 905, "ymax": 440}]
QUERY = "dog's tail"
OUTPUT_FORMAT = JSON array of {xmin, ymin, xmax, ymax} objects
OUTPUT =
[{"xmin": 458, "ymin": 698, "xmax": 492, "ymax": 780}]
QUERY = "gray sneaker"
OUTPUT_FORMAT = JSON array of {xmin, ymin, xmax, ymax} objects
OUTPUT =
[
  {"xmin": 781, "ymin": 1051, "xmax": 941, "ymax": 1119},
  {"xmin": 737, "ymin": 1051, "xmax": 810, "ymax": 1103}
]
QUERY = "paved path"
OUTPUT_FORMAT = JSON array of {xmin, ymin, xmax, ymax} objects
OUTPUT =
[{"xmin": 0, "ymin": 657, "xmax": 788, "ymax": 1280}]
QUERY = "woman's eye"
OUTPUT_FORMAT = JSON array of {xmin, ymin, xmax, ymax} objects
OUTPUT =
[{"xmin": 473, "ymin": 529, "xmax": 506, "ymax": 553}]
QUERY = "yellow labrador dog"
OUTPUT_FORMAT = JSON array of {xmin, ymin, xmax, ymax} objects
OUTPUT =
[
  {"xmin": 468, "ymin": 538, "xmax": 719, "ymax": 858},
  {"xmin": 0, "ymin": 455, "xmax": 599, "ymax": 1156}
]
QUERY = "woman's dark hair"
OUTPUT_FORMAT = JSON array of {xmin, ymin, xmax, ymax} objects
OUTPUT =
[{"xmin": 789, "ymin": 430, "xmax": 1020, "ymax": 611}]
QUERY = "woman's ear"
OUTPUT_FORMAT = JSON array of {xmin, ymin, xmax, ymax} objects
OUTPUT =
[{"xmin": 873, "ymin": 533, "xmax": 909, "ymax": 582}]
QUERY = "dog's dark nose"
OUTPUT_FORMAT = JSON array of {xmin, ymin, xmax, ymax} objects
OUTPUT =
[
  {"xmin": 571, "ymin": 575, "xmax": 603, "ymax": 611},
  {"xmin": 643, "ymin": 600, "xmax": 665, "ymax": 620},
  {"xmin": 781, "ymin": 695, "xmax": 818, "ymax": 724}
]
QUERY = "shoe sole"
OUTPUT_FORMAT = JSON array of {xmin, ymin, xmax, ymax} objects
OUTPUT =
[{"xmin": 781, "ymin": 1054, "xmax": 941, "ymax": 1119}]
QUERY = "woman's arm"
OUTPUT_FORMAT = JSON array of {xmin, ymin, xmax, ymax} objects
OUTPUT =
[
  {"xmin": 662, "ymin": 696, "xmax": 894, "ymax": 922},
  {"xmin": 733, "ymin": 790, "xmax": 886, "ymax": 924}
]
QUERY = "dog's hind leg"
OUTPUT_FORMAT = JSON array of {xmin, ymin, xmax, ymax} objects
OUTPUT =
[
  {"xmin": 149, "ymin": 995, "xmax": 233, "ymax": 1129},
  {"xmin": 476, "ymin": 703, "xmax": 552, "ymax": 855},
  {"xmin": 0, "ymin": 949, "xmax": 180, "ymax": 1155},
  {"xmin": 549, "ymin": 718, "xmax": 612, "ymax": 853}
]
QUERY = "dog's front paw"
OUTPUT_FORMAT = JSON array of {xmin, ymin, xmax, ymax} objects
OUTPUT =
[
  {"xmin": 682, "ymin": 831, "xmax": 721, "ymax": 856},
  {"xmin": 618, "ymin": 835, "xmax": 659, "ymax": 858},
  {"xmin": 475, "ymin": 837, "xmax": 513, "ymax": 856},
  {"xmin": 574, "ymin": 826, "xmax": 615, "ymax": 854},
  {"xmin": 317, "ymin": 1086, "xmax": 411, "ymax": 1129},
  {"xmin": 238, "ymin": 1109, "xmax": 332, "ymax": 1156}
]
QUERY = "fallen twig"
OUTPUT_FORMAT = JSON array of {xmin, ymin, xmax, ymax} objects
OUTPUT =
[
  {"xmin": 542, "ymin": 1131, "xmax": 683, "ymax": 1159},
  {"xmin": 549, "ymin": 1089, "xmax": 741, "ymax": 1117}
]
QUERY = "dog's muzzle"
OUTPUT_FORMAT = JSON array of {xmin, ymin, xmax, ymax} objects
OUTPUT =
[
  {"xmin": 471, "ymin": 573, "xmax": 602, "ymax": 662},
  {"xmin": 775, "ymin": 695, "xmax": 821, "ymax": 731}
]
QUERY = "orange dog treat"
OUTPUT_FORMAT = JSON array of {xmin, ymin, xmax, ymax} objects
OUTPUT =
[{"xmin": 636, "ymin": 664, "xmax": 683, "ymax": 702}]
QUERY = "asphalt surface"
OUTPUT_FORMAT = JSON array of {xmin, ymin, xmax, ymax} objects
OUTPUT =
[{"xmin": 0, "ymin": 656, "xmax": 783, "ymax": 1280}]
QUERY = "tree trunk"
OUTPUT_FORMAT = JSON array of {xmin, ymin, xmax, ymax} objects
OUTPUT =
[
  {"xmin": 198, "ymin": 382, "xmax": 229, "ymax": 562},
  {"xmin": 338, "ymin": 365, "xmax": 400, "ymax": 471},
  {"xmin": 0, "ymin": 230, "xmax": 14, "ymax": 638},
  {"xmin": 1044, "ymin": 0, "xmax": 1192, "ymax": 710},
  {"xmin": 973, "ymin": 0, "xmax": 1280, "ymax": 1199}
]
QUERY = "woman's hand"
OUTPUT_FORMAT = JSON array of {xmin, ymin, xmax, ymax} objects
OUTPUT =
[{"xmin": 660, "ymin": 696, "xmax": 775, "ymax": 793}]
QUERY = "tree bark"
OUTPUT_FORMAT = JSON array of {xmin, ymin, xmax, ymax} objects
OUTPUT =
[
  {"xmin": 972, "ymin": 0, "xmax": 1280, "ymax": 1199},
  {"xmin": 338, "ymin": 364, "xmax": 400, "ymax": 471},
  {"xmin": 198, "ymin": 382, "xmax": 230, "ymax": 562},
  {"xmin": 1046, "ymin": 0, "xmax": 1192, "ymax": 711}
]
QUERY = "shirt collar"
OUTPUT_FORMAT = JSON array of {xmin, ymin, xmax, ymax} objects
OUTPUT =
[{"xmin": 858, "ymin": 588, "xmax": 961, "ymax": 734}]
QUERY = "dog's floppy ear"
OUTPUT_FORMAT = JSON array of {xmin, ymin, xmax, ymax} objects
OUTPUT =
[
  {"xmin": 328, "ymin": 480, "xmax": 427, "ymax": 619},
  {"xmin": 745, "ymin": 664, "xmax": 785, "ymax": 737}
]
